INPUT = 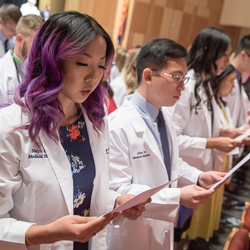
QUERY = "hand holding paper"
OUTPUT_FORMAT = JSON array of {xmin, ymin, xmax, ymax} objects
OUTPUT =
[
  {"xmin": 102, "ymin": 173, "xmax": 187, "ymax": 217},
  {"xmin": 210, "ymin": 152, "xmax": 250, "ymax": 190},
  {"xmin": 114, "ymin": 194, "xmax": 151, "ymax": 220}
]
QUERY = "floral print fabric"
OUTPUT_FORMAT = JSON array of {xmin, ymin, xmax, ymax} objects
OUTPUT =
[{"xmin": 60, "ymin": 114, "xmax": 96, "ymax": 250}]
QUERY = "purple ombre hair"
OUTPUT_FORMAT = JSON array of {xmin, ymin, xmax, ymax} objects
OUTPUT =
[{"xmin": 14, "ymin": 11, "xmax": 114, "ymax": 143}]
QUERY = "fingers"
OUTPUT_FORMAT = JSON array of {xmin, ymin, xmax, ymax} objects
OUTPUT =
[
  {"xmin": 232, "ymin": 140, "xmax": 243, "ymax": 147},
  {"xmin": 122, "ymin": 206, "xmax": 144, "ymax": 220}
]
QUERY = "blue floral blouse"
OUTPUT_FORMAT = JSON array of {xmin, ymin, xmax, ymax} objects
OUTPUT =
[{"xmin": 60, "ymin": 114, "xmax": 96, "ymax": 250}]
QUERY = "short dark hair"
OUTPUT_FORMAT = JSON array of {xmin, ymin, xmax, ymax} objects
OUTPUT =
[
  {"xmin": 0, "ymin": 4, "xmax": 22, "ymax": 24},
  {"xmin": 235, "ymin": 35, "xmax": 250, "ymax": 57},
  {"xmin": 136, "ymin": 38, "xmax": 187, "ymax": 84}
]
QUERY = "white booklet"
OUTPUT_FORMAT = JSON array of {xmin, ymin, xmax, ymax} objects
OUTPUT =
[
  {"xmin": 102, "ymin": 173, "xmax": 187, "ymax": 217},
  {"xmin": 210, "ymin": 152, "xmax": 250, "ymax": 190}
]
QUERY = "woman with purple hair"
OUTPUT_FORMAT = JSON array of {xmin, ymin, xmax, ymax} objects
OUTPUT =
[{"xmin": 0, "ymin": 11, "xmax": 149, "ymax": 250}]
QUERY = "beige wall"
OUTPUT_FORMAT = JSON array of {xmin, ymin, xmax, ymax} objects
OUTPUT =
[
  {"xmin": 39, "ymin": 0, "xmax": 51, "ymax": 11},
  {"xmin": 39, "ymin": 0, "xmax": 65, "ymax": 14}
]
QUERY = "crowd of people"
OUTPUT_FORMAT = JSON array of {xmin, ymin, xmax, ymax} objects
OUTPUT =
[{"xmin": 0, "ymin": 3, "xmax": 250, "ymax": 250}]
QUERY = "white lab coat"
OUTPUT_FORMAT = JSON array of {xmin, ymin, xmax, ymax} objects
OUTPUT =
[
  {"xmin": 0, "ymin": 103, "xmax": 119, "ymax": 250},
  {"xmin": 214, "ymin": 102, "xmax": 235, "ymax": 171},
  {"xmin": 167, "ymin": 69, "xmax": 221, "ymax": 171},
  {"xmin": 0, "ymin": 50, "xmax": 21, "ymax": 104},
  {"xmin": 106, "ymin": 97, "xmax": 202, "ymax": 250},
  {"xmin": 20, "ymin": 3, "xmax": 41, "ymax": 16},
  {"xmin": 109, "ymin": 65, "xmax": 120, "ymax": 83},
  {"xmin": 110, "ymin": 75, "xmax": 128, "ymax": 107},
  {"xmin": 224, "ymin": 79, "xmax": 248, "ymax": 128}
]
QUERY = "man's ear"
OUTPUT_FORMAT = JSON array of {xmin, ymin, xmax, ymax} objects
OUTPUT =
[
  {"xmin": 15, "ymin": 34, "xmax": 24, "ymax": 44},
  {"xmin": 0, "ymin": 18, "xmax": 3, "ymax": 25},
  {"xmin": 143, "ymin": 68, "xmax": 153, "ymax": 85}
]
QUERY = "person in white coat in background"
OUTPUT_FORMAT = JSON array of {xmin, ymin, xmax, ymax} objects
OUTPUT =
[
  {"xmin": 0, "ymin": 11, "xmax": 148, "ymax": 250},
  {"xmin": 20, "ymin": 0, "xmax": 41, "ymax": 16},
  {"xmin": 110, "ymin": 48, "xmax": 140, "ymax": 107},
  {"xmin": 106, "ymin": 38, "xmax": 226, "ymax": 250},
  {"xmin": 0, "ymin": 4, "xmax": 22, "ymax": 58},
  {"xmin": 167, "ymin": 27, "xmax": 244, "ymax": 244},
  {"xmin": 0, "ymin": 14, "xmax": 44, "ymax": 105},
  {"xmin": 225, "ymin": 35, "xmax": 250, "ymax": 128}
]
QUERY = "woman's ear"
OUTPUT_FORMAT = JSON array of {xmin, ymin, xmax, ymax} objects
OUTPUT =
[{"xmin": 143, "ymin": 68, "xmax": 153, "ymax": 85}]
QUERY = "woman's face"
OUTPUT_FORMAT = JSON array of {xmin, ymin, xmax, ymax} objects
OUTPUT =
[
  {"xmin": 215, "ymin": 42, "xmax": 232, "ymax": 75},
  {"xmin": 217, "ymin": 71, "xmax": 236, "ymax": 98},
  {"xmin": 59, "ymin": 36, "xmax": 107, "ymax": 106}
]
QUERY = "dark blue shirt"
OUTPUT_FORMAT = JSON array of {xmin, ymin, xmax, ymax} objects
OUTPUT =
[{"xmin": 60, "ymin": 114, "xmax": 96, "ymax": 250}]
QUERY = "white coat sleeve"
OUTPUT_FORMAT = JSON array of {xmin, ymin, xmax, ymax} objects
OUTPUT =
[
  {"xmin": 108, "ymin": 119, "xmax": 180, "ymax": 222},
  {"xmin": 0, "ymin": 111, "xmax": 34, "ymax": 249},
  {"xmin": 169, "ymin": 85, "xmax": 207, "ymax": 156},
  {"xmin": 177, "ymin": 158, "xmax": 202, "ymax": 187}
]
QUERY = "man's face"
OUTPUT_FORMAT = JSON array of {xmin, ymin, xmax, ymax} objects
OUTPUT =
[
  {"xmin": 0, "ymin": 18, "xmax": 16, "ymax": 40},
  {"xmin": 148, "ymin": 57, "xmax": 188, "ymax": 108}
]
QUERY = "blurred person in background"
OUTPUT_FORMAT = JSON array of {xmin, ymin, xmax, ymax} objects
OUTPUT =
[
  {"xmin": 102, "ymin": 65, "xmax": 117, "ymax": 114},
  {"xmin": 0, "ymin": 14, "xmax": 44, "ymax": 105},
  {"xmin": 40, "ymin": 4, "xmax": 52, "ymax": 19},
  {"xmin": 225, "ymin": 35, "xmax": 250, "ymax": 128},
  {"xmin": 20, "ymin": 0, "xmax": 41, "ymax": 16},
  {"xmin": 109, "ymin": 46, "xmax": 128, "ymax": 82},
  {"xmin": 0, "ymin": 4, "xmax": 21, "ymax": 58},
  {"xmin": 110, "ymin": 48, "xmax": 140, "ymax": 107}
]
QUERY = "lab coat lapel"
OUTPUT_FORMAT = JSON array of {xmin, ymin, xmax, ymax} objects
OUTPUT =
[
  {"xmin": 83, "ymin": 111, "xmax": 110, "ymax": 216},
  {"xmin": 122, "ymin": 99, "xmax": 166, "ymax": 168},
  {"xmin": 39, "ymin": 131, "xmax": 73, "ymax": 215},
  {"xmin": 209, "ymin": 83, "xmax": 220, "ymax": 137},
  {"xmin": 201, "ymin": 85, "xmax": 212, "ymax": 138}
]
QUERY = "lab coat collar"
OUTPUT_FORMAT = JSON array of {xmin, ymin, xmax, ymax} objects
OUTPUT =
[{"xmin": 130, "ymin": 90, "xmax": 159, "ymax": 122}]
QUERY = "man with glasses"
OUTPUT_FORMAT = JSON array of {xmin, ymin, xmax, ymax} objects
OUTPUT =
[
  {"xmin": 106, "ymin": 39, "xmax": 225, "ymax": 250},
  {"xmin": 0, "ymin": 4, "xmax": 22, "ymax": 58},
  {"xmin": 225, "ymin": 35, "xmax": 250, "ymax": 128}
]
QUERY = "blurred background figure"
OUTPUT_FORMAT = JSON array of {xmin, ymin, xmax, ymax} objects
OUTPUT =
[
  {"xmin": 0, "ymin": 14, "xmax": 44, "ymax": 104},
  {"xmin": 0, "ymin": 4, "xmax": 21, "ymax": 58},
  {"xmin": 40, "ymin": 4, "xmax": 51, "ymax": 19},
  {"xmin": 109, "ymin": 46, "xmax": 128, "ymax": 82},
  {"xmin": 110, "ymin": 47, "xmax": 140, "ymax": 107},
  {"xmin": 102, "ymin": 65, "xmax": 117, "ymax": 114},
  {"xmin": 225, "ymin": 35, "xmax": 250, "ymax": 129},
  {"xmin": 20, "ymin": 0, "xmax": 40, "ymax": 16}
]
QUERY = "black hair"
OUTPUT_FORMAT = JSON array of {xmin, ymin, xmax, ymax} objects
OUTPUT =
[
  {"xmin": 187, "ymin": 27, "xmax": 231, "ymax": 112},
  {"xmin": 215, "ymin": 64, "xmax": 235, "ymax": 106},
  {"xmin": 136, "ymin": 38, "xmax": 187, "ymax": 84},
  {"xmin": 235, "ymin": 35, "xmax": 250, "ymax": 57}
]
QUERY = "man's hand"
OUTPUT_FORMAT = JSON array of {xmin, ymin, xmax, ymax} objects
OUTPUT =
[
  {"xmin": 180, "ymin": 185, "xmax": 215, "ymax": 209},
  {"xmin": 115, "ymin": 194, "xmax": 151, "ymax": 220},
  {"xmin": 198, "ymin": 171, "xmax": 226, "ymax": 189}
]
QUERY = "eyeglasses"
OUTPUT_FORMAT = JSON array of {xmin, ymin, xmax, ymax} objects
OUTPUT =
[
  {"xmin": 245, "ymin": 51, "xmax": 250, "ymax": 57},
  {"xmin": 151, "ymin": 69, "xmax": 190, "ymax": 85}
]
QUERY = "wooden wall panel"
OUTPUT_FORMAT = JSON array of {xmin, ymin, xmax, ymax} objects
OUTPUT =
[
  {"xmin": 125, "ymin": 0, "xmax": 241, "ymax": 51},
  {"xmin": 63, "ymin": 0, "xmax": 243, "ymax": 52}
]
